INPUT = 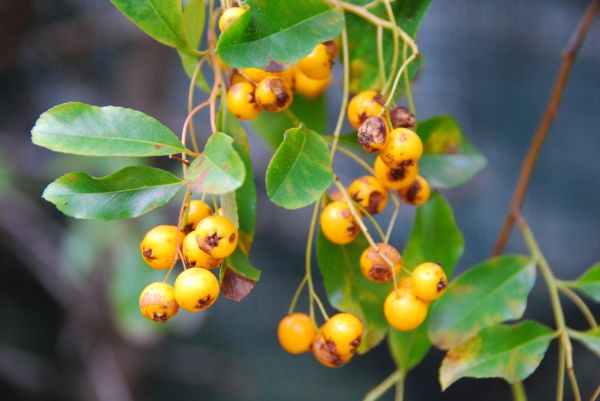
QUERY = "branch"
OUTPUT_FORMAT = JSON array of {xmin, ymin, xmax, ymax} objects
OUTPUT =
[{"xmin": 493, "ymin": 0, "xmax": 600, "ymax": 256}]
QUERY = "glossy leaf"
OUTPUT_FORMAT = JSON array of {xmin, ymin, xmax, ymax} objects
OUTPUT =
[
  {"xmin": 440, "ymin": 321, "xmax": 555, "ymax": 390},
  {"xmin": 186, "ymin": 132, "xmax": 246, "ymax": 195},
  {"xmin": 417, "ymin": 116, "xmax": 486, "ymax": 189},
  {"xmin": 111, "ymin": 0, "xmax": 188, "ymax": 49},
  {"xmin": 266, "ymin": 125, "xmax": 333, "ymax": 209},
  {"xmin": 217, "ymin": 104, "xmax": 257, "ymax": 250},
  {"xmin": 429, "ymin": 255, "xmax": 536, "ymax": 350},
  {"xmin": 569, "ymin": 328, "xmax": 600, "ymax": 358},
  {"xmin": 570, "ymin": 263, "xmax": 600, "ymax": 302},
  {"xmin": 217, "ymin": 0, "xmax": 344, "ymax": 69},
  {"xmin": 178, "ymin": 0, "xmax": 210, "ymax": 92},
  {"xmin": 316, "ymin": 233, "xmax": 389, "ymax": 353},
  {"xmin": 346, "ymin": 0, "xmax": 432, "ymax": 92},
  {"xmin": 32, "ymin": 102, "xmax": 188, "ymax": 157},
  {"xmin": 389, "ymin": 192, "xmax": 464, "ymax": 371},
  {"xmin": 250, "ymin": 95, "xmax": 327, "ymax": 149},
  {"xmin": 221, "ymin": 247, "xmax": 261, "ymax": 302},
  {"xmin": 43, "ymin": 166, "xmax": 184, "ymax": 220}
]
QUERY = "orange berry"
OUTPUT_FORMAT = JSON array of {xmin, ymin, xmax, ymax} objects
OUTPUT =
[
  {"xmin": 374, "ymin": 156, "xmax": 419, "ymax": 190},
  {"xmin": 278, "ymin": 313, "xmax": 317, "ymax": 354},
  {"xmin": 348, "ymin": 175, "xmax": 388, "ymax": 215},
  {"xmin": 359, "ymin": 243, "xmax": 402, "ymax": 283},
  {"xmin": 398, "ymin": 175, "xmax": 431, "ymax": 206},
  {"xmin": 411, "ymin": 262, "xmax": 448, "ymax": 301},
  {"xmin": 320, "ymin": 201, "xmax": 360, "ymax": 245}
]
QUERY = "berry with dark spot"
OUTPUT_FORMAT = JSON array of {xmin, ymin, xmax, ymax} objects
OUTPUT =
[
  {"xmin": 255, "ymin": 76, "xmax": 293, "ymax": 112},
  {"xmin": 347, "ymin": 91, "xmax": 386, "ymax": 129},
  {"xmin": 227, "ymin": 82, "xmax": 261, "ymax": 120},
  {"xmin": 359, "ymin": 243, "xmax": 402, "ymax": 283},
  {"xmin": 195, "ymin": 215, "xmax": 238, "ymax": 258},
  {"xmin": 398, "ymin": 175, "xmax": 431, "ymax": 206},
  {"xmin": 348, "ymin": 175, "xmax": 388, "ymax": 214},
  {"xmin": 380, "ymin": 127, "xmax": 423, "ymax": 169},
  {"xmin": 389, "ymin": 106, "xmax": 416, "ymax": 129},
  {"xmin": 374, "ymin": 156, "xmax": 419, "ymax": 190},
  {"xmin": 174, "ymin": 267, "xmax": 220, "ymax": 312},
  {"xmin": 312, "ymin": 333, "xmax": 346, "ymax": 368},
  {"xmin": 321, "ymin": 313, "xmax": 364, "ymax": 360},
  {"xmin": 185, "ymin": 200, "xmax": 213, "ymax": 232},
  {"xmin": 139, "ymin": 225, "xmax": 184, "ymax": 269},
  {"xmin": 139, "ymin": 282, "xmax": 179, "ymax": 322},
  {"xmin": 411, "ymin": 262, "xmax": 448, "ymax": 301},
  {"xmin": 319, "ymin": 201, "xmax": 361, "ymax": 245},
  {"xmin": 357, "ymin": 115, "xmax": 389, "ymax": 153},
  {"xmin": 182, "ymin": 231, "xmax": 222, "ymax": 269}
]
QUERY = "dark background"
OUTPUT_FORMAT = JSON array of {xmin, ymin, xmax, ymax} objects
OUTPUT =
[{"xmin": 1, "ymin": 0, "xmax": 599, "ymax": 400}]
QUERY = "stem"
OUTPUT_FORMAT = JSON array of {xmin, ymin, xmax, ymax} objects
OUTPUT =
[
  {"xmin": 385, "ymin": 195, "xmax": 401, "ymax": 243},
  {"xmin": 589, "ymin": 384, "xmax": 600, "ymax": 401},
  {"xmin": 395, "ymin": 375, "xmax": 404, "ymax": 401},
  {"xmin": 323, "ymin": 137, "xmax": 376, "ymax": 174},
  {"xmin": 314, "ymin": 292, "xmax": 330, "ymax": 321},
  {"xmin": 493, "ymin": 0, "xmax": 600, "ymax": 256},
  {"xmin": 383, "ymin": 52, "xmax": 419, "ymax": 110},
  {"xmin": 518, "ymin": 218, "xmax": 581, "ymax": 401},
  {"xmin": 288, "ymin": 276, "xmax": 308, "ymax": 315},
  {"xmin": 381, "ymin": 0, "xmax": 400, "ymax": 95},
  {"xmin": 330, "ymin": 28, "xmax": 350, "ymax": 160},
  {"xmin": 557, "ymin": 285, "xmax": 597, "ymax": 328},
  {"xmin": 556, "ymin": 341, "xmax": 565, "ymax": 401},
  {"xmin": 402, "ymin": 42, "xmax": 416, "ymax": 117},
  {"xmin": 363, "ymin": 369, "xmax": 403, "ymax": 401},
  {"xmin": 207, "ymin": 0, "xmax": 221, "ymax": 133},
  {"xmin": 164, "ymin": 187, "xmax": 192, "ymax": 283},
  {"xmin": 305, "ymin": 201, "xmax": 321, "ymax": 323},
  {"xmin": 511, "ymin": 381, "xmax": 528, "ymax": 401},
  {"xmin": 376, "ymin": 25, "xmax": 386, "ymax": 88},
  {"xmin": 187, "ymin": 58, "xmax": 207, "ymax": 154},
  {"xmin": 353, "ymin": 201, "xmax": 386, "ymax": 241}
]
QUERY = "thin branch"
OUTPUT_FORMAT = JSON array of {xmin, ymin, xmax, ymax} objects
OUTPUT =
[
  {"xmin": 330, "ymin": 28, "xmax": 350, "ymax": 160},
  {"xmin": 493, "ymin": 0, "xmax": 600, "ymax": 255},
  {"xmin": 557, "ymin": 285, "xmax": 597, "ymax": 329},
  {"xmin": 363, "ymin": 369, "xmax": 403, "ymax": 401}
]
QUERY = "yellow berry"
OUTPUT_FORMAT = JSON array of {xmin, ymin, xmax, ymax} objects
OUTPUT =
[
  {"xmin": 227, "ymin": 82, "xmax": 261, "ymax": 120},
  {"xmin": 194, "ymin": 215, "xmax": 238, "ymax": 258},
  {"xmin": 230, "ymin": 70, "xmax": 250, "ymax": 86},
  {"xmin": 298, "ymin": 43, "xmax": 335, "ymax": 80},
  {"xmin": 359, "ymin": 243, "xmax": 402, "ymax": 283},
  {"xmin": 357, "ymin": 116, "xmax": 389, "ymax": 153},
  {"xmin": 174, "ymin": 267, "xmax": 220, "ymax": 312},
  {"xmin": 347, "ymin": 91, "xmax": 386, "ymax": 129},
  {"xmin": 321, "ymin": 313, "xmax": 364, "ymax": 360},
  {"xmin": 411, "ymin": 262, "xmax": 448, "ymax": 301},
  {"xmin": 384, "ymin": 287, "xmax": 429, "ymax": 331},
  {"xmin": 294, "ymin": 68, "xmax": 331, "ymax": 99},
  {"xmin": 312, "ymin": 332, "xmax": 350, "ymax": 368},
  {"xmin": 374, "ymin": 156, "xmax": 419, "ymax": 190},
  {"xmin": 278, "ymin": 313, "xmax": 317, "ymax": 354},
  {"xmin": 140, "ymin": 225, "xmax": 184, "ymax": 269},
  {"xmin": 139, "ymin": 282, "xmax": 179, "ymax": 322},
  {"xmin": 218, "ymin": 7, "xmax": 246, "ymax": 32},
  {"xmin": 348, "ymin": 175, "xmax": 388, "ymax": 215},
  {"xmin": 320, "ymin": 201, "xmax": 360, "ymax": 245},
  {"xmin": 398, "ymin": 175, "xmax": 431, "ymax": 206},
  {"xmin": 239, "ymin": 68, "xmax": 268, "ymax": 82},
  {"xmin": 379, "ymin": 128, "xmax": 423, "ymax": 169},
  {"xmin": 255, "ymin": 76, "xmax": 293, "ymax": 112},
  {"xmin": 182, "ymin": 231, "xmax": 222, "ymax": 269},
  {"xmin": 185, "ymin": 200, "xmax": 213, "ymax": 231}
]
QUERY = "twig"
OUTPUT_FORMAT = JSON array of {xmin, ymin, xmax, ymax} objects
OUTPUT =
[
  {"xmin": 493, "ymin": 0, "xmax": 600, "ymax": 255},
  {"xmin": 589, "ymin": 384, "xmax": 600, "ymax": 401},
  {"xmin": 557, "ymin": 285, "xmax": 597, "ymax": 328},
  {"xmin": 330, "ymin": 28, "xmax": 350, "ymax": 160},
  {"xmin": 363, "ymin": 369, "xmax": 403, "ymax": 401}
]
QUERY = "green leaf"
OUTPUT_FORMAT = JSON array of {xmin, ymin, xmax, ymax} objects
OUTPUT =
[
  {"xmin": 570, "ymin": 263, "xmax": 600, "ymax": 302},
  {"xmin": 569, "ymin": 328, "xmax": 600, "ymax": 358},
  {"xmin": 221, "ymin": 247, "xmax": 261, "ymax": 302},
  {"xmin": 417, "ymin": 116, "xmax": 486, "ymax": 189},
  {"xmin": 429, "ymin": 255, "xmax": 536, "ymax": 350},
  {"xmin": 316, "ymin": 233, "xmax": 389, "ymax": 353},
  {"xmin": 217, "ymin": 0, "xmax": 344, "ymax": 69},
  {"xmin": 250, "ymin": 95, "xmax": 327, "ymax": 149},
  {"xmin": 111, "ymin": 0, "xmax": 188, "ymax": 49},
  {"xmin": 439, "ymin": 321, "xmax": 555, "ymax": 390},
  {"xmin": 186, "ymin": 132, "xmax": 246, "ymax": 195},
  {"xmin": 346, "ymin": 0, "xmax": 431, "ymax": 93},
  {"xmin": 389, "ymin": 192, "xmax": 464, "ymax": 371},
  {"xmin": 43, "ymin": 166, "xmax": 184, "ymax": 220},
  {"xmin": 178, "ymin": 0, "xmax": 210, "ymax": 92},
  {"xmin": 217, "ymin": 104, "xmax": 257, "ymax": 249},
  {"xmin": 266, "ymin": 125, "xmax": 333, "ymax": 209},
  {"xmin": 31, "ymin": 102, "xmax": 188, "ymax": 157}
]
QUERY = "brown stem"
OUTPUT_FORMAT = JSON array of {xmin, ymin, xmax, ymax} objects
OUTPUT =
[{"xmin": 493, "ymin": 0, "xmax": 600, "ymax": 256}]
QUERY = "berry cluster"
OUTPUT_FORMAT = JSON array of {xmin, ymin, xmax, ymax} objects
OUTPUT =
[
  {"xmin": 138, "ymin": 201, "xmax": 238, "ymax": 322},
  {"xmin": 220, "ymin": 7, "xmax": 338, "ymax": 120}
]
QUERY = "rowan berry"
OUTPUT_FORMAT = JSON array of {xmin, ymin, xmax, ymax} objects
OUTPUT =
[
  {"xmin": 294, "ymin": 68, "xmax": 331, "ymax": 99},
  {"xmin": 321, "ymin": 313, "xmax": 364, "ymax": 360},
  {"xmin": 359, "ymin": 243, "xmax": 402, "ymax": 283},
  {"xmin": 227, "ymin": 82, "xmax": 261, "ymax": 120},
  {"xmin": 374, "ymin": 156, "xmax": 419, "ymax": 190},
  {"xmin": 357, "ymin": 115, "xmax": 389, "ymax": 153},
  {"xmin": 320, "ymin": 201, "xmax": 360, "ymax": 245},
  {"xmin": 277, "ymin": 313, "xmax": 317, "ymax": 354},
  {"xmin": 140, "ymin": 225, "xmax": 184, "ymax": 269},
  {"xmin": 182, "ymin": 231, "xmax": 222, "ymax": 269},
  {"xmin": 347, "ymin": 91, "xmax": 386, "ymax": 129},
  {"xmin": 384, "ymin": 287, "xmax": 429, "ymax": 331},
  {"xmin": 194, "ymin": 215, "xmax": 238, "ymax": 258},
  {"xmin": 411, "ymin": 262, "xmax": 448, "ymax": 301},
  {"xmin": 218, "ymin": 7, "xmax": 246, "ymax": 32},
  {"xmin": 398, "ymin": 175, "xmax": 431, "ymax": 206},
  {"xmin": 298, "ymin": 42, "xmax": 336, "ymax": 80},
  {"xmin": 348, "ymin": 175, "xmax": 388, "ymax": 215},
  {"xmin": 185, "ymin": 200, "xmax": 213, "ymax": 231},
  {"xmin": 312, "ymin": 332, "xmax": 350, "ymax": 368},
  {"xmin": 174, "ymin": 267, "xmax": 220, "ymax": 312},
  {"xmin": 380, "ymin": 128, "xmax": 423, "ymax": 169},
  {"xmin": 139, "ymin": 282, "xmax": 179, "ymax": 322},
  {"xmin": 389, "ymin": 106, "xmax": 416, "ymax": 129},
  {"xmin": 255, "ymin": 76, "xmax": 293, "ymax": 112}
]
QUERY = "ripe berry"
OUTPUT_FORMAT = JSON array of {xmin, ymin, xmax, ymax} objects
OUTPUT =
[
  {"xmin": 384, "ymin": 287, "xmax": 428, "ymax": 331},
  {"xmin": 294, "ymin": 68, "xmax": 331, "ymax": 99},
  {"xmin": 140, "ymin": 225, "xmax": 184, "ymax": 269},
  {"xmin": 312, "ymin": 332, "xmax": 350, "ymax": 368},
  {"xmin": 411, "ymin": 262, "xmax": 448, "ymax": 301},
  {"xmin": 255, "ymin": 76, "xmax": 293, "ymax": 112},
  {"xmin": 357, "ymin": 116, "xmax": 389, "ymax": 153},
  {"xmin": 194, "ymin": 215, "xmax": 238, "ymax": 258},
  {"xmin": 320, "ymin": 201, "xmax": 360, "ymax": 245},
  {"xmin": 389, "ymin": 106, "xmax": 416, "ymax": 129},
  {"xmin": 239, "ymin": 67, "xmax": 268, "ymax": 82},
  {"xmin": 298, "ymin": 42, "xmax": 336, "ymax": 80},
  {"xmin": 174, "ymin": 267, "xmax": 220, "ymax": 312},
  {"xmin": 185, "ymin": 200, "xmax": 213, "ymax": 232},
  {"xmin": 230, "ymin": 70, "xmax": 249, "ymax": 86},
  {"xmin": 347, "ymin": 91, "xmax": 386, "ymax": 129},
  {"xmin": 348, "ymin": 175, "xmax": 388, "ymax": 215},
  {"xmin": 398, "ymin": 175, "xmax": 431, "ymax": 206},
  {"xmin": 218, "ymin": 7, "xmax": 246, "ymax": 32},
  {"xmin": 321, "ymin": 313, "xmax": 364, "ymax": 360},
  {"xmin": 277, "ymin": 313, "xmax": 317, "ymax": 354},
  {"xmin": 359, "ymin": 243, "xmax": 402, "ymax": 283},
  {"xmin": 182, "ymin": 231, "xmax": 222, "ymax": 269},
  {"xmin": 139, "ymin": 282, "xmax": 179, "ymax": 322},
  {"xmin": 374, "ymin": 156, "xmax": 419, "ymax": 190},
  {"xmin": 227, "ymin": 82, "xmax": 261, "ymax": 120},
  {"xmin": 380, "ymin": 128, "xmax": 423, "ymax": 169}
]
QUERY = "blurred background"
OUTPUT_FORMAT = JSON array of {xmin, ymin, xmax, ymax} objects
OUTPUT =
[{"xmin": 1, "ymin": 0, "xmax": 599, "ymax": 400}]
